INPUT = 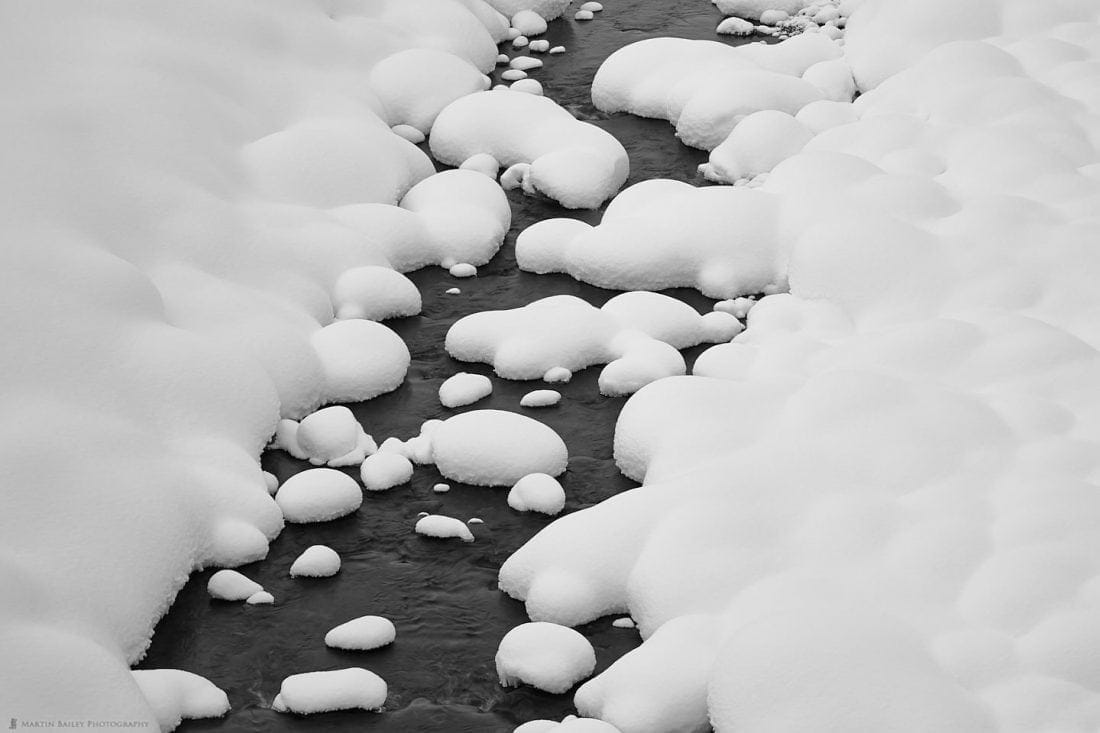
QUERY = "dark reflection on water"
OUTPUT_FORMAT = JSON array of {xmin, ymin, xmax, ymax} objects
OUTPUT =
[{"xmin": 140, "ymin": 4, "xmax": 756, "ymax": 731}]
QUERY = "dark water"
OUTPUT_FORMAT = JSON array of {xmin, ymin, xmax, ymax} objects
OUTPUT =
[{"xmin": 139, "ymin": 4, "xmax": 754, "ymax": 731}]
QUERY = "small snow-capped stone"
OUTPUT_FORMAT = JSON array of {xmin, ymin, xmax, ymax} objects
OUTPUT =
[
  {"xmin": 296, "ymin": 406, "xmax": 374, "ymax": 467},
  {"xmin": 359, "ymin": 452, "xmax": 414, "ymax": 491},
  {"xmin": 132, "ymin": 669, "xmax": 230, "ymax": 731},
  {"xmin": 544, "ymin": 366, "xmax": 572, "ymax": 383},
  {"xmin": 439, "ymin": 372, "xmax": 493, "ymax": 408},
  {"xmin": 510, "ymin": 57, "xmax": 543, "ymax": 72},
  {"xmin": 496, "ymin": 53, "xmax": 510, "ymax": 65},
  {"xmin": 521, "ymin": 389, "xmax": 561, "ymax": 408},
  {"xmin": 512, "ymin": 35, "xmax": 529, "ymax": 48},
  {"xmin": 505, "ymin": 27, "xmax": 521, "ymax": 40},
  {"xmin": 275, "ymin": 468, "xmax": 362, "ymax": 523},
  {"xmin": 717, "ymin": 16, "xmax": 755, "ymax": 35},
  {"xmin": 445, "ymin": 287, "xmax": 462, "ymax": 295},
  {"xmin": 460, "ymin": 152, "xmax": 500, "ymax": 178},
  {"xmin": 289, "ymin": 545, "xmax": 341, "ymax": 578},
  {"xmin": 511, "ymin": 10, "xmax": 547, "ymax": 37},
  {"xmin": 528, "ymin": 40, "xmax": 550, "ymax": 53},
  {"xmin": 433, "ymin": 483, "xmax": 451, "ymax": 493},
  {"xmin": 700, "ymin": 310, "xmax": 743, "ymax": 342},
  {"xmin": 759, "ymin": 9, "xmax": 790, "ymax": 25},
  {"xmin": 500, "ymin": 162, "xmax": 530, "ymax": 190},
  {"xmin": 430, "ymin": 410, "xmax": 569, "ymax": 486},
  {"xmin": 467, "ymin": 517, "xmax": 484, "ymax": 525},
  {"xmin": 246, "ymin": 591, "xmax": 274, "ymax": 605},
  {"xmin": 272, "ymin": 668, "xmax": 387, "ymax": 714},
  {"xmin": 207, "ymin": 570, "xmax": 262, "ymax": 601},
  {"xmin": 516, "ymin": 717, "xmax": 622, "ymax": 733},
  {"xmin": 511, "ymin": 79, "xmax": 544, "ymax": 96},
  {"xmin": 501, "ymin": 69, "xmax": 528, "ymax": 81},
  {"xmin": 714, "ymin": 296, "xmax": 756, "ymax": 319},
  {"xmin": 391, "ymin": 124, "xmax": 424, "ymax": 144},
  {"xmin": 496, "ymin": 622, "xmax": 596, "ymax": 693},
  {"xmin": 416, "ymin": 514, "xmax": 475, "ymax": 542},
  {"xmin": 574, "ymin": 10, "xmax": 594, "ymax": 21},
  {"xmin": 508, "ymin": 473, "xmax": 566, "ymax": 515},
  {"xmin": 549, "ymin": 46, "xmax": 566, "ymax": 54},
  {"xmin": 325, "ymin": 616, "xmax": 396, "ymax": 651},
  {"xmin": 611, "ymin": 617, "xmax": 636, "ymax": 629},
  {"xmin": 580, "ymin": 2, "xmax": 603, "ymax": 11},
  {"xmin": 263, "ymin": 471, "xmax": 279, "ymax": 495},
  {"xmin": 450, "ymin": 262, "xmax": 478, "ymax": 277}
]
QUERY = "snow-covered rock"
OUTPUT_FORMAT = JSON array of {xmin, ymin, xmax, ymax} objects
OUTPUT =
[
  {"xmin": 272, "ymin": 668, "xmax": 387, "ymax": 714},
  {"xmin": 439, "ymin": 372, "xmax": 494, "ymax": 408},
  {"xmin": 508, "ymin": 473, "xmax": 566, "ymax": 515},
  {"xmin": 293, "ymin": 406, "xmax": 376, "ymax": 468},
  {"xmin": 333, "ymin": 266, "xmax": 422, "ymax": 322},
  {"xmin": 415, "ymin": 514, "xmax": 476, "ymax": 542},
  {"xmin": 430, "ymin": 91, "xmax": 630, "ymax": 208},
  {"xmin": 207, "ymin": 570, "xmax": 263, "ymax": 602},
  {"xmin": 521, "ymin": 389, "xmax": 561, "ymax": 407},
  {"xmin": 289, "ymin": 545, "xmax": 341, "ymax": 578},
  {"xmin": 311, "ymin": 320, "xmax": 410, "ymax": 404},
  {"xmin": 428, "ymin": 410, "xmax": 569, "ymax": 485},
  {"xmin": 325, "ymin": 616, "xmax": 397, "ymax": 651},
  {"xmin": 512, "ymin": 10, "xmax": 548, "ymax": 36},
  {"xmin": 132, "ymin": 669, "xmax": 230, "ymax": 732},
  {"xmin": 275, "ymin": 468, "xmax": 362, "ymax": 523},
  {"xmin": 359, "ymin": 452, "xmax": 414, "ymax": 491},
  {"xmin": 496, "ymin": 622, "xmax": 596, "ymax": 693}
]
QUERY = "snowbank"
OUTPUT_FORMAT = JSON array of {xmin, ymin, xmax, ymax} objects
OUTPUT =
[
  {"xmin": 430, "ymin": 91, "xmax": 630, "ymax": 208},
  {"xmin": 502, "ymin": 2, "xmax": 1100, "ymax": 731},
  {"xmin": 497, "ymin": 622, "xmax": 597, "ymax": 693},
  {"xmin": 447, "ymin": 292, "xmax": 741, "ymax": 392}
]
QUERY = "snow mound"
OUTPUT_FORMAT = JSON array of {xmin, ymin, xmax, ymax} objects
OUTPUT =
[
  {"xmin": 714, "ymin": 0, "xmax": 804, "ymax": 22},
  {"xmin": 392, "ymin": 410, "xmax": 567, "ymax": 486},
  {"xmin": 369, "ymin": 48, "xmax": 489, "ymax": 135},
  {"xmin": 289, "ymin": 545, "xmax": 341, "ymax": 578},
  {"xmin": 516, "ymin": 717, "xmax": 622, "ymax": 733},
  {"xmin": 207, "ymin": 570, "xmax": 263, "ymax": 602},
  {"xmin": 487, "ymin": 0, "xmax": 573, "ymax": 22},
  {"xmin": 359, "ymin": 451, "xmax": 414, "ymax": 491},
  {"xmin": 512, "ymin": 10, "xmax": 548, "ymax": 36},
  {"xmin": 521, "ymin": 389, "xmax": 561, "ymax": 407},
  {"xmin": 515, "ymin": 182, "xmax": 785, "ymax": 298},
  {"xmin": 325, "ymin": 616, "xmax": 397, "ymax": 651},
  {"xmin": 285, "ymin": 406, "xmax": 376, "ymax": 468},
  {"xmin": 275, "ymin": 469, "xmax": 362, "ymax": 523},
  {"xmin": 272, "ymin": 668, "xmax": 387, "ymax": 714},
  {"xmin": 700, "ymin": 110, "xmax": 814, "ymax": 184},
  {"xmin": 508, "ymin": 473, "xmax": 567, "ymax": 515},
  {"xmin": 334, "ymin": 266, "xmax": 422, "ymax": 321},
  {"xmin": 311, "ymin": 320, "xmax": 410, "ymax": 404},
  {"xmin": 447, "ymin": 292, "xmax": 740, "ymax": 392},
  {"xmin": 496, "ymin": 622, "xmax": 596, "ymax": 693},
  {"xmin": 333, "ymin": 169, "xmax": 511, "ymax": 272},
  {"xmin": 430, "ymin": 91, "xmax": 630, "ymax": 208},
  {"xmin": 440, "ymin": 372, "xmax": 494, "ymax": 407},
  {"xmin": 132, "ymin": 669, "xmax": 230, "ymax": 732},
  {"xmin": 416, "ymin": 514, "xmax": 476, "ymax": 542}
]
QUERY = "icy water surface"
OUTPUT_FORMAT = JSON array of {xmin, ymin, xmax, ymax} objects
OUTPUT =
[{"xmin": 140, "ymin": 4, "xmax": 756, "ymax": 731}]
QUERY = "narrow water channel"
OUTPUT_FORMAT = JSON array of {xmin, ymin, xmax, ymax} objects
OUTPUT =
[{"xmin": 138, "ymin": 4, "xmax": 755, "ymax": 730}]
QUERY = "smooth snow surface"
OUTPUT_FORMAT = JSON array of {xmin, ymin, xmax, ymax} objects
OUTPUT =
[
  {"xmin": 431, "ymin": 91, "xmax": 630, "ymax": 208},
  {"xmin": 447, "ymin": 293, "xmax": 741, "ymax": 393},
  {"xmin": 521, "ymin": 389, "xmax": 562, "ymax": 407},
  {"xmin": 272, "ymin": 668, "xmax": 387, "ymax": 714},
  {"xmin": 508, "ymin": 473, "xmax": 567, "ymax": 515},
  {"xmin": 516, "ymin": 717, "xmax": 623, "ymax": 733},
  {"xmin": 132, "ymin": 669, "xmax": 230, "ymax": 732},
  {"xmin": 426, "ymin": 410, "xmax": 569, "ymax": 485},
  {"xmin": 282, "ymin": 406, "xmax": 376, "ymax": 467},
  {"xmin": 359, "ymin": 451, "xmax": 415, "ymax": 492},
  {"xmin": 496, "ymin": 622, "xmax": 597, "ymax": 693},
  {"xmin": 207, "ymin": 570, "xmax": 263, "ymax": 602},
  {"xmin": 440, "ymin": 372, "xmax": 495, "ymax": 408},
  {"xmin": 416, "ymin": 514, "xmax": 476, "ymax": 542},
  {"xmin": 289, "ymin": 545, "xmax": 342, "ymax": 578},
  {"xmin": 334, "ymin": 266, "xmax": 422, "ymax": 321},
  {"xmin": 325, "ymin": 616, "xmax": 397, "ymax": 651},
  {"xmin": 275, "ymin": 468, "xmax": 363, "ymax": 523}
]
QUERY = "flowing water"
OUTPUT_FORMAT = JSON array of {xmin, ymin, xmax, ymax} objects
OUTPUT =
[{"xmin": 139, "ymin": 4, "xmax": 756, "ymax": 730}]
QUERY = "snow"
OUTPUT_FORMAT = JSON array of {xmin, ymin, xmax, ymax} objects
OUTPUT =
[
  {"xmin": 487, "ymin": 0, "xmax": 573, "ymax": 22},
  {"xmin": 370, "ymin": 48, "xmax": 489, "ymax": 135},
  {"xmin": 700, "ymin": 110, "xmax": 814, "ymax": 183},
  {"xmin": 508, "ymin": 473, "xmax": 567, "ymax": 515},
  {"xmin": 511, "ymin": 57, "xmax": 545, "ymax": 71},
  {"xmin": 333, "ymin": 266, "xmax": 422, "ymax": 321},
  {"xmin": 574, "ymin": 10, "xmax": 594, "ymax": 21},
  {"xmin": 430, "ymin": 91, "xmax": 630, "ymax": 208},
  {"xmin": 416, "ymin": 514, "xmax": 476, "ymax": 542},
  {"xmin": 325, "ymin": 616, "xmax": 397, "ymax": 651},
  {"xmin": 511, "ymin": 78, "xmax": 546, "ymax": 95},
  {"xmin": 550, "ymin": 46, "xmax": 566, "ymax": 55},
  {"xmin": 207, "ymin": 570, "xmax": 263, "ymax": 602},
  {"xmin": 580, "ymin": 2, "xmax": 604, "ymax": 11},
  {"xmin": 521, "ymin": 389, "xmax": 562, "ymax": 407},
  {"xmin": 611, "ymin": 617, "xmax": 635, "ymax": 629},
  {"xmin": 439, "ymin": 372, "xmax": 495, "ymax": 408},
  {"xmin": 132, "ymin": 669, "xmax": 230, "ymax": 732},
  {"xmin": 429, "ymin": 410, "xmax": 569, "ymax": 485},
  {"xmin": 517, "ymin": 718, "xmax": 622, "ymax": 733},
  {"xmin": 496, "ymin": 622, "xmax": 597, "ymax": 693},
  {"xmin": 515, "ymin": 182, "xmax": 785, "ymax": 297},
  {"xmin": 291, "ymin": 406, "xmax": 376, "ymax": 468},
  {"xmin": 275, "ymin": 468, "xmax": 363, "ymax": 523},
  {"xmin": 502, "ymin": 69, "xmax": 529, "ymax": 81},
  {"xmin": 272, "ymin": 668, "xmax": 387, "ymax": 715},
  {"xmin": 513, "ymin": 35, "xmax": 531, "ymax": 48},
  {"xmin": 716, "ymin": 17, "xmax": 755, "ymax": 36},
  {"xmin": 289, "ymin": 545, "xmax": 341, "ymax": 578},
  {"xmin": 446, "ymin": 293, "xmax": 740, "ymax": 393},
  {"xmin": 246, "ymin": 591, "xmax": 274, "ymax": 605},
  {"xmin": 714, "ymin": 0, "xmax": 804, "ymax": 23},
  {"xmin": 311, "ymin": 320, "xmax": 411, "ymax": 404},
  {"xmin": 359, "ymin": 452, "xmax": 415, "ymax": 491},
  {"xmin": 433, "ymin": 483, "xmax": 452, "ymax": 493},
  {"xmin": 512, "ymin": 10, "xmax": 548, "ymax": 36},
  {"xmin": 544, "ymin": 367, "xmax": 573, "ymax": 383},
  {"xmin": 529, "ymin": 40, "xmax": 552, "ymax": 53}
]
